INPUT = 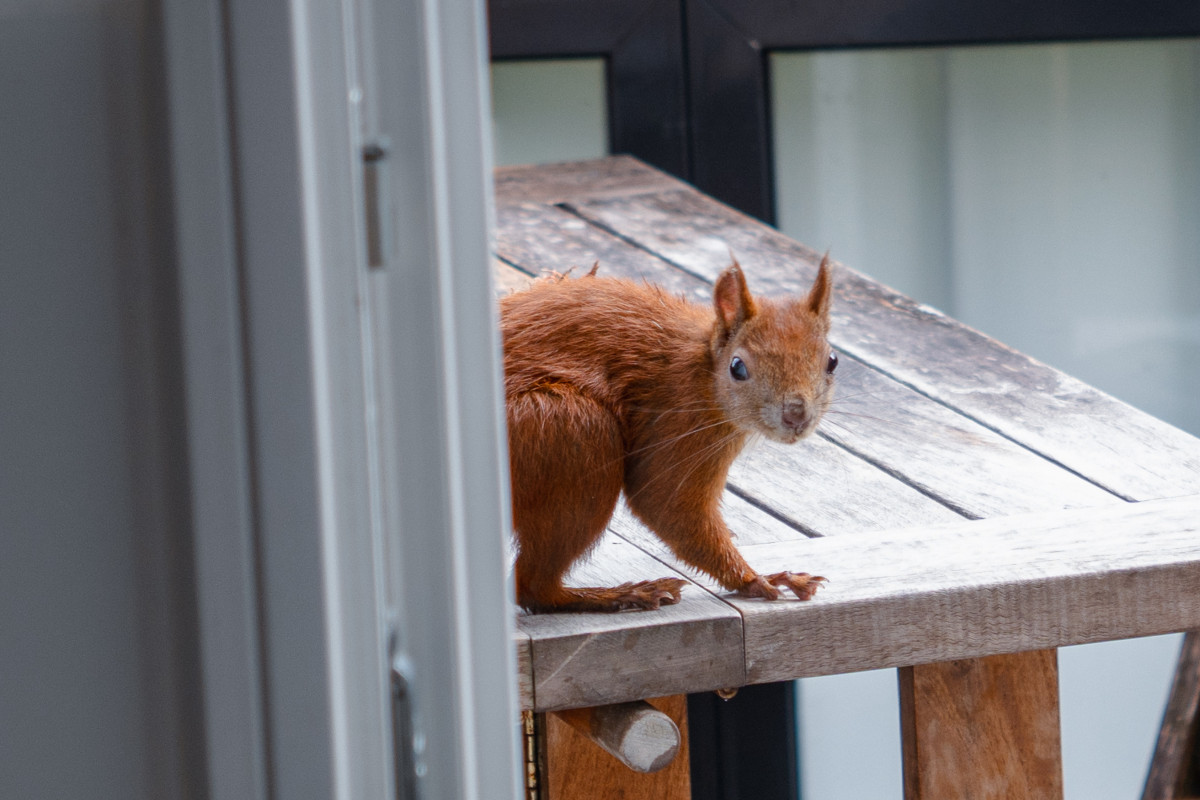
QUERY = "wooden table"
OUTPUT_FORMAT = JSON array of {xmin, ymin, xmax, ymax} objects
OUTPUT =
[{"xmin": 494, "ymin": 156, "xmax": 1200, "ymax": 800}]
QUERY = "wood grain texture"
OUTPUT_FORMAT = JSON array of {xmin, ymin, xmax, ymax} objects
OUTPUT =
[
  {"xmin": 607, "ymin": 490, "xmax": 947, "ymax": 594},
  {"xmin": 566, "ymin": 185, "xmax": 1200, "ymax": 502},
  {"xmin": 516, "ymin": 532, "xmax": 744, "ymax": 711},
  {"xmin": 494, "ymin": 200, "xmax": 709, "ymax": 302},
  {"xmin": 610, "ymin": 491, "xmax": 808, "ymax": 562},
  {"xmin": 727, "ymin": 495, "xmax": 1200, "ymax": 683},
  {"xmin": 728, "ymin": 434, "xmax": 964, "ymax": 535},
  {"xmin": 495, "ymin": 155, "xmax": 688, "ymax": 206},
  {"xmin": 900, "ymin": 650, "xmax": 1063, "ymax": 800},
  {"xmin": 820, "ymin": 355, "xmax": 1120, "ymax": 518},
  {"xmin": 1144, "ymin": 631, "xmax": 1200, "ymax": 800},
  {"xmin": 520, "ymin": 492, "xmax": 1200, "ymax": 703},
  {"xmin": 494, "ymin": 257, "xmax": 534, "ymax": 297},
  {"xmin": 544, "ymin": 694, "xmax": 690, "ymax": 800}
]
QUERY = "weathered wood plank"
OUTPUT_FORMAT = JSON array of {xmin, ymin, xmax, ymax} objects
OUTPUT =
[
  {"xmin": 544, "ymin": 694, "xmax": 691, "ymax": 800},
  {"xmin": 722, "ymin": 494, "xmax": 1200, "ymax": 684},
  {"xmin": 1143, "ymin": 631, "xmax": 1200, "ymax": 800},
  {"xmin": 820, "ymin": 355, "xmax": 1119, "ymax": 518},
  {"xmin": 495, "ymin": 200, "xmax": 708, "ymax": 302},
  {"xmin": 493, "ymin": 257, "xmax": 534, "ymax": 296},
  {"xmin": 900, "ymin": 650, "xmax": 1064, "ymax": 800},
  {"xmin": 495, "ymin": 155, "xmax": 688, "ymax": 206},
  {"xmin": 610, "ymin": 492, "xmax": 802, "ymax": 563},
  {"xmin": 608, "ymin": 490, "xmax": 952, "ymax": 593},
  {"xmin": 565, "ymin": 185, "xmax": 1200, "ymax": 502},
  {"xmin": 516, "ymin": 531, "xmax": 744, "ymax": 711},
  {"xmin": 728, "ymin": 434, "xmax": 964, "ymax": 535}
]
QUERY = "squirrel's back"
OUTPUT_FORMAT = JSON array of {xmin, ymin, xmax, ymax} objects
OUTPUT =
[{"xmin": 500, "ymin": 273, "xmax": 713, "ymax": 407}]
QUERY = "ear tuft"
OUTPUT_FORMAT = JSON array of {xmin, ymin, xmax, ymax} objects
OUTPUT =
[
  {"xmin": 714, "ymin": 258, "xmax": 757, "ymax": 340},
  {"xmin": 807, "ymin": 253, "xmax": 834, "ymax": 323}
]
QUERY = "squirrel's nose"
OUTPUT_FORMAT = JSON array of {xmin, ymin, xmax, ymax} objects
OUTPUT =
[{"xmin": 781, "ymin": 400, "xmax": 810, "ymax": 433}]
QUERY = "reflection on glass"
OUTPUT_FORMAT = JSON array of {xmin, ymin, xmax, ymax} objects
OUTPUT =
[{"xmin": 772, "ymin": 40, "xmax": 1200, "ymax": 434}]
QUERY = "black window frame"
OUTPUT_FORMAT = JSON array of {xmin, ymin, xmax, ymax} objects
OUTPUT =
[
  {"xmin": 489, "ymin": 0, "xmax": 689, "ymax": 179},
  {"xmin": 491, "ymin": 0, "xmax": 1200, "ymax": 223}
]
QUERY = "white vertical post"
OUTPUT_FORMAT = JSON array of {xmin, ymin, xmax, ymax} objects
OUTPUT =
[
  {"xmin": 360, "ymin": 0, "xmax": 524, "ymax": 796},
  {"xmin": 167, "ymin": 0, "xmax": 519, "ymax": 795},
  {"xmin": 167, "ymin": 0, "xmax": 395, "ymax": 796}
]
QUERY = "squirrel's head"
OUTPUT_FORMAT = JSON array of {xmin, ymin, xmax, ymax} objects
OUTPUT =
[{"xmin": 709, "ymin": 255, "xmax": 836, "ymax": 444}]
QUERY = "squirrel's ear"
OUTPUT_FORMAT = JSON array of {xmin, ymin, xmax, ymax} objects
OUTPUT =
[
  {"xmin": 714, "ymin": 258, "xmax": 757, "ymax": 339},
  {"xmin": 806, "ymin": 254, "xmax": 833, "ymax": 324}
]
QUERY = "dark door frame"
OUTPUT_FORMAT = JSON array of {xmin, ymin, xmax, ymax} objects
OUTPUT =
[
  {"xmin": 684, "ymin": 0, "xmax": 1200, "ymax": 221},
  {"xmin": 491, "ymin": 0, "xmax": 1200, "ymax": 224},
  {"xmin": 488, "ymin": 0, "xmax": 689, "ymax": 179}
]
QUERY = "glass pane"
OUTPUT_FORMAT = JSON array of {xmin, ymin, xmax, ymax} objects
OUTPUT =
[
  {"xmin": 490, "ymin": 58, "xmax": 608, "ymax": 166},
  {"xmin": 772, "ymin": 39, "xmax": 1200, "ymax": 434}
]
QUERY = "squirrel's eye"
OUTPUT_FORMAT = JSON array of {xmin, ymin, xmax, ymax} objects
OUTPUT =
[
  {"xmin": 826, "ymin": 351, "xmax": 839, "ymax": 374},
  {"xmin": 730, "ymin": 356, "xmax": 749, "ymax": 381}
]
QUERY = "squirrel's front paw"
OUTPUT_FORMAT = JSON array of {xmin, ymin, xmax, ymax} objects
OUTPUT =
[{"xmin": 739, "ymin": 572, "xmax": 825, "ymax": 601}]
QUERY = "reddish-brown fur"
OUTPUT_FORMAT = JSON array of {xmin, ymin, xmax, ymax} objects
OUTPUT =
[{"xmin": 502, "ymin": 257, "xmax": 836, "ymax": 612}]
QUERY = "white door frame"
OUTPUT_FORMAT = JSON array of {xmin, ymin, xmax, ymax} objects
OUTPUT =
[{"xmin": 164, "ymin": 0, "xmax": 521, "ymax": 796}]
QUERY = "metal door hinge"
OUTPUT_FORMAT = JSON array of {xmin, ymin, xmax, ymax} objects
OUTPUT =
[{"xmin": 523, "ymin": 710, "xmax": 542, "ymax": 800}]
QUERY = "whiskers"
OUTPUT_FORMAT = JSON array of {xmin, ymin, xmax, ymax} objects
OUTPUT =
[
  {"xmin": 818, "ymin": 385, "xmax": 925, "ymax": 436},
  {"xmin": 605, "ymin": 404, "xmax": 774, "ymax": 510},
  {"xmin": 623, "ymin": 421, "xmax": 751, "ymax": 507},
  {"xmin": 739, "ymin": 431, "xmax": 765, "ymax": 455},
  {"xmin": 625, "ymin": 399, "xmax": 729, "ymax": 417}
]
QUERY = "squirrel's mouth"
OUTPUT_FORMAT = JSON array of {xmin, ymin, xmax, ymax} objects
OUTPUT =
[
  {"xmin": 759, "ymin": 404, "xmax": 822, "ymax": 444},
  {"xmin": 759, "ymin": 421, "xmax": 816, "ymax": 445}
]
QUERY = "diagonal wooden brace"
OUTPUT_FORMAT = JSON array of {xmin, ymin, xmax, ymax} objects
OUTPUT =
[{"xmin": 1143, "ymin": 631, "xmax": 1200, "ymax": 800}]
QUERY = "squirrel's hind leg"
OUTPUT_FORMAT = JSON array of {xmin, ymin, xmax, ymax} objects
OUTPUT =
[{"xmin": 509, "ymin": 385, "xmax": 683, "ymax": 613}]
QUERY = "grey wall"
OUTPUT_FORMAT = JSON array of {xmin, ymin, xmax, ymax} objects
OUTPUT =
[{"xmin": 1, "ymin": 3, "xmax": 201, "ymax": 798}]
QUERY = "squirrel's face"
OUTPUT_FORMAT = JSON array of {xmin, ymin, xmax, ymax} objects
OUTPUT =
[{"xmin": 710, "ymin": 258, "xmax": 836, "ymax": 444}]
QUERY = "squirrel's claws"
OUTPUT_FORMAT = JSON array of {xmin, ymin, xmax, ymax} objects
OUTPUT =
[
  {"xmin": 768, "ymin": 571, "xmax": 826, "ymax": 601},
  {"xmin": 738, "ymin": 572, "xmax": 825, "ymax": 602},
  {"xmin": 611, "ymin": 578, "xmax": 686, "ymax": 611}
]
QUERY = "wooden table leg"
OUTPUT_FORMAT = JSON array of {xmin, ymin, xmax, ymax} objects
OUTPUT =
[
  {"xmin": 899, "ymin": 649, "xmax": 1063, "ymax": 800},
  {"xmin": 537, "ymin": 695, "xmax": 691, "ymax": 800},
  {"xmin": 1143, "ymin": 631, "xmax": 1200, "ymax": 800}
]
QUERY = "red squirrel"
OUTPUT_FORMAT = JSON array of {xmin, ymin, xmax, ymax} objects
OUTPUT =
[{"xmin": 502, "ymin": 256, "xmax": 835, "ymax": 612}]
